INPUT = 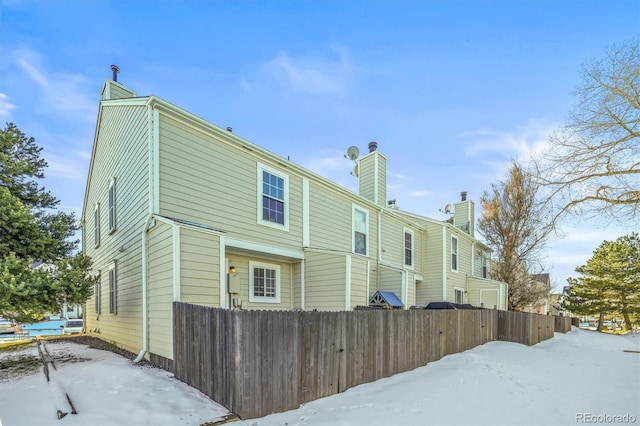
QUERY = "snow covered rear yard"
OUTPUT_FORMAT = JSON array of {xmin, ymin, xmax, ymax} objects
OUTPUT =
[
  {"xmin": 0, "ymin": 328, "xmax": 638, "ymax": 426},
  {"xmin": 0, "ymin": 339, "xmax": 230, "ymax": 425}
]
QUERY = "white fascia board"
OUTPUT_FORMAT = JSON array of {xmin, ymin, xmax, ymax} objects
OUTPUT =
[{"xmin": 226, "ymin": 237, "xmax": 304, "ymax": 260}]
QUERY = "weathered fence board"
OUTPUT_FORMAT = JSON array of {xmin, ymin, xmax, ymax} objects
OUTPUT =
[{"xmin": 173, "ymin": 303, "xmax": 562, "ymax": 420}]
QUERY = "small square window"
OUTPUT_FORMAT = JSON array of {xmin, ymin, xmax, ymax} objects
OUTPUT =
[{"xmin": 249, "ymin": 261, "xmax": 280, "ymax": 303}]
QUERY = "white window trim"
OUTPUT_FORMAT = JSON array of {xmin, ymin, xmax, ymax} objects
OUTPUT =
[
  {"xmin": 454, "ymin": 287, "xmax": 465, "ymax": 304},
  {"xmin": 108, "ymin": 177, "xmax": 117, "ymax": 234},
  {"xmin": 403, "ymin": 227, "xmax": 414, "ymax": 269},
  {"xmin": 352, "ymin": 204, "xmax": 369, "ymax": 256},
  {"xmin": 94, "ymin": 203, "xmax": 101, "ymax": 248},
  {"xmin": 256, "ymin": 162, "xmax": 289, "ymax": 231},
  {"xmin": 108, "ymin": 261, "xmax": 117, "ymax": 314},
  {"xmin": 451, "ymin": 235, "xmax": 459, "ymax": 272},
  {"xmin": 249, "ymin": 261, "xmax": 281, "ymax": 304}
]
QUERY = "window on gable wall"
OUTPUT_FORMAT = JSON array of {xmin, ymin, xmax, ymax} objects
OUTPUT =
[
  {"xmin": 108, "ymin": 262, "xmax": 117, "ymax": 314},
  {"xmin": 94, "ymin": 203, "xmax": 100, "ymax": 247},
  {"xmin": 482, "ymin": 252, "xmax": 488, "ymax": 278},
  {"xmin": 108, "ymin": 178, "xmax": 116, "ymax": 233},
  {"xmin": 249, "ymin": 261, "xmax": 280, "ymax": 303},
  {"xmin": 451, "ymin": 236, "xmax": 458, "ymax": 271},
  {"xmin": 404, "ymin": 228, "xmax": 414, "ymax": 267},
  {"xmin": 258, "ymin": 163, "xmax": 288, "ymax": 229},
  {"xmin": 353, "ymin": 206, "xmax": 368, "ymax": 255}
]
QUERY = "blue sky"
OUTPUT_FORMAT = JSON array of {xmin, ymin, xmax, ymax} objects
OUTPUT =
[{"xmin": 1, "ymin": 0, "xmax": 638, "ymax": 290}]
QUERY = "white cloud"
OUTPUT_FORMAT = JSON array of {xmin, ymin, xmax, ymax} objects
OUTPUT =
[
  {"xmin": 44, "ymin": 150, "xmax": 90, "ymax": 181},
  {"xmin": 462, "ymin": 119, "xmax": 555, "ymax": 162},
  {"xmin": 11, "ymin": 47, "xmax": 95, "ymax": 122},
  {"xmin": 0, "ymin": 93, "xmax": 16, "ymax": 118},
  {"xmin": 243, "ymin": 48, "xmax": 352, "ymax": 97},
  {"xmin": 17, "ymin": 57, "xmax": 49, "ymax": 88}
]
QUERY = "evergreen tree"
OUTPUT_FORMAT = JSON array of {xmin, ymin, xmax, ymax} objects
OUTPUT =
[
  {"xmin": 0, "ymin": 123, "xmax": 96, "ymax": 322},
  {"xmin": 562, "ymin": 233, "xmax": 640, "ymax": 331}
]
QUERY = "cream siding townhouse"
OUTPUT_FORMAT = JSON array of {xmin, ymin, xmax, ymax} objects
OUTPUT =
[{"xmin": 82, "ymin": 73, "xmax": 508, "ymax": 366}]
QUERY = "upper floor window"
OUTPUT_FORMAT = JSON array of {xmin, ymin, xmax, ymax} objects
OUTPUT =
[
  {"xmin": 403, "ymin": 228, "xmax": 414, "ymax": 268},
  {"xmin": 109, "ymin": 261, "xmax": 117, "ymax": 314},
  {"xmin": 451, "ymin": 235, "xmax": 458, "ymax": 272},
  {"xmin": 249, "ymin": 261, "xmax": 281, "ymax": 303},
  {"xmin": 94, "ymin": 203, "xmax": 101, "ymax": 247},
  {"xmin": 482, "ymin": 252, "xmax": 489, "ymax": 278},
  {"xmin": 108, "ymin": 178, "xmax": 116, "ymax": 233},
  {"xmin": 257, "ymin": 163, "xmax": 289, "ymax": 230},
  {"xmin": 352, "ymin": 206, "xmax": 369, "ymax": 256}
]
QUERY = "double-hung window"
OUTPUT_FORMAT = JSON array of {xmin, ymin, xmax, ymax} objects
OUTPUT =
[
  {"xmin": 257, "ymin": 163, "xmax": 289, "ymax": 230},
  {"xmin": 455, "ymin": 288, "xmax": 465, "ymax": 304},
  {"xmin": 451, "ymin": 235, "xmax": 458, "ymax": 272},
  {"xmin": 108, "ymin": 178, "xmax": 116, "ymax": 233},
  {"xmin": 249, "ymin": 261, "xmax": 280, "ymax": 303},
  {"xmin": 352, "ymin": 206, "xmax": 369, "ymax": 256},
  {"xmin": 108, "ymin": 261, "xmax": 117, "ymax": 314},
  {"xmin": 94, "ymin": 203, "xmax": 101, "ymax": 247},
  {"xmin": 482, "ymin": 252, "xmax": 488, "ymax": 278},
  {"xmin": 403, "ymin": 228, "xmax": 414, "ymax": 268}
]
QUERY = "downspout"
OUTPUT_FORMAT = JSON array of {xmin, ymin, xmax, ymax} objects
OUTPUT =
[{"xmin": 135, "ymin": 213, "xmax": 155, "ymax": 363}]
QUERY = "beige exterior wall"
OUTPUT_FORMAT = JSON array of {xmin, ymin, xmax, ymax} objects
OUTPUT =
[
  {"xmin": 378, "ymin": 265, "xmax": 403, "ymax": 298},
  {"xmin": 147, "ymin": 220, "xmax": 174, "ymax": 360},
  {"xmin": 304, "ymin": 251, "xmax": 347, "ymax": 311},
  {"xmin": 180, "ymin": 227, "xmax": 221, "ymax": 307},
  {"xmin": 157, "ymin": 113, "xmax": 303, "ymax": 251},
  {"xmin": 350, "ymin": 256, "xmax": 369, "ymax": 309},
  {"xmin": 83, "ymin": 103, "xmax": 150, "ymax": 355}
]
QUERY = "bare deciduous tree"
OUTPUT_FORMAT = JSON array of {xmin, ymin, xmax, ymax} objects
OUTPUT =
[
  {"xmin": 479, "ymin": 161, "xmax": 554, "ymax": 311},
  {"xmin": 537, "ymin": 38, "xmax": 640, "ymax": 225}
]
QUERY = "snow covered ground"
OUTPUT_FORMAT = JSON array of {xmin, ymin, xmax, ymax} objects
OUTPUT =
[{"xmin": 0, "ymin": 328, "xmax": 638, "ymax": 426}]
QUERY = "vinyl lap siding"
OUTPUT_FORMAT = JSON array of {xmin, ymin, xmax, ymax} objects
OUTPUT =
[
  {"xmin": 147, "ymin": 221, "xmax": 174, "ymax": 360},
  {"xmin": 380, "ymin": 217, "xmax": 403, "ymax": 266},
  {"xmin": 350, "ymin": 256, "xmax": 369, "ymax": 308},
  {"xmin": 378, "ymin": 265, "xmax": 403, "ymax": 297},
  {"xmin": 308, "ymin": 184, "xmax": 353, "ymax": 252},
  {"xmin": 304, "ymin": 251, "xmax": 346, "ymax": 311},
  {"xmin": 83, "ymin": 104, "xmax": 149, "ymax": 355},
  {"xmin": 158, "ymin": 114, "xmax": 302, "ymax": 249},
  {"xmin": 180, "ymin": 228, "xmax": 220, "ymax": 306}
]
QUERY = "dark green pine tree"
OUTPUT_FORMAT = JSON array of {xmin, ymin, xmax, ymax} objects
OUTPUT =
[
  {"xmin": 562, "ymin": 241, "xmax": 617, "ymax": 331},
  {"xmin": 607, "ymin": 233, "xmax": 640, "ymax": 330},
  {"xmin": 0, "ymin": 123, "xmax": 97, "ymax": 323},
  {"xmin": 563, "ymin": 234, "xmax": 640, "ymax": 331}
]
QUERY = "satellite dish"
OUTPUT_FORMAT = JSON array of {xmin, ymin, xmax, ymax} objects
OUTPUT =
[
  {"xmin": 444, "ymin": 204, "xmax": 453, "ymax": 214},
  {"xmin": 346, "ymin": 146, "xmax": 360, "ymax": 161}
]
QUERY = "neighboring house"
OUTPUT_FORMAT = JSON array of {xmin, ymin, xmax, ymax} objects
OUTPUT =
[
  {"xmin": 523, "ymin": 273, "xmax": 552, "ymax": 314},
  {"xmin": 550, "ymin": 286, "xmax": 572, "ymax": 317},
  {"xmin": 82, "ymin": 71, "xmax": 508, "ymax": 365}
]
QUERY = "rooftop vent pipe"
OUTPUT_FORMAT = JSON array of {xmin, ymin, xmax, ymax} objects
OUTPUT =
[
  {"xmin": 226, "ymin": 127, "xmax": 233, "ymax": 132},
  {"xmin": 368, "ymin": 141, "xmax": 378, "ymax": 153},
  {"xmin": 110, "ymin": 65, "xmax": 120, "ymax": 82},
  {"xmin": 461, "ymin": 191, "xmax": 468, "ymax": 201}
]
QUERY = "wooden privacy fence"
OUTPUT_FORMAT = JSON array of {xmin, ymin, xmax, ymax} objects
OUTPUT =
[
  {"xmin": 173, "ymin": 303, "xmax": 563, "ymax": 420},
  {"xmin": 555, "ymin": 316, "xmax": 572, "ymax": 333}
]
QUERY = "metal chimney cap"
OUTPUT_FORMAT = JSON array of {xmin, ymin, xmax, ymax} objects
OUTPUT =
[
  {"xmin": 461, "ymin": 191, "xmax": 468, "ymax": 201},
  {"xmin": 110, "ymin": 65, "xmax": 120, "ymax": 82},
  {"xmin": 368, "ymin": 141, "xmax": 378, "ymax": 153}
]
